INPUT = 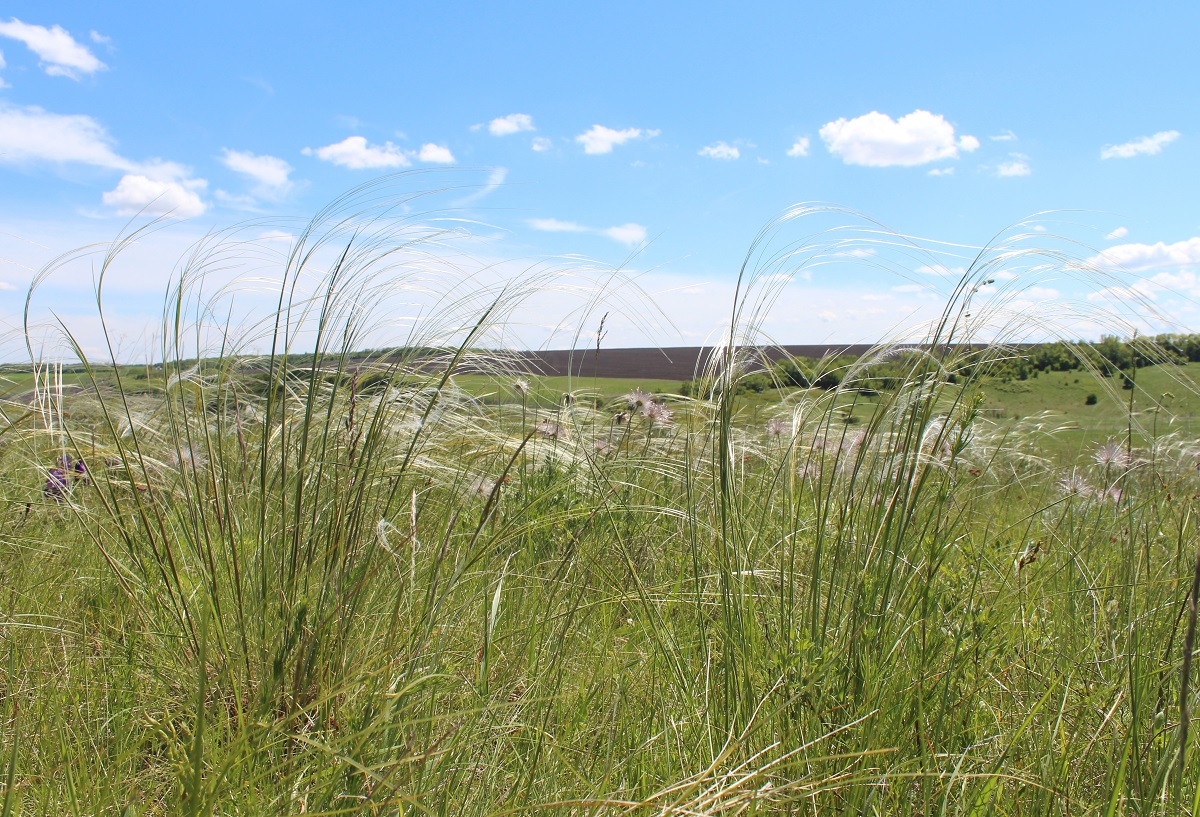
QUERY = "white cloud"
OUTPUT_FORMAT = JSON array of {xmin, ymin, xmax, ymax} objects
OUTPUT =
[
  {"xmin": 1025, "ymin": 286, "xmax": 1060, "ymax": 300},
  {"xmin": 1106, "ymin": 226, "xmax": 1129, "ymax": 240},
  {"xmin": 527, "ymin": 217, "xmax": 646, "ymax": 247},
  {"xmin": 488, "ymin": 113, "xmax": 534, "ymax": 136},
  {"xmin": 928, "ymin": 167, "xmax": 954, "ymax": 176},
  {"xmin": 996, "ymin": 154, "xmax": 1031, "ymax": 177},
  {"xmin": 605, "ymin": 223, "xmax": 646, "ymax": 247},
  {"xmin": 1101, "ymin": 130, "xmax": 1180, "ymax": 160},
  {"xmin": 0, "ymin": 104, "xmax": 128, "ymax": 168},
  {"xmin": 819, "ymin": 109, "xmax": 978, "ymax": 167},
  {"xmin": 528, "ymin": 218, "xmax": 587, "ymax": 232},
  {"xmin": 699, "ymin": 141, "xmax": 739, "ymax": 160},
  {"xmin": 220, "ymin": 148, "xmax": 292, "ymax": 195},
  {"xmin": 0, "ymin": 104, "xmax": 210, "ymax": 216},
  {"xmin": 531, "ymin": 136, "xmax": 552, "ymax": 152},
  {"xmin": 418, "ymin": 143, "xmax": 456, "ymax": 163},
  {"xmin": 302, "ymin": 136, "xmax": 411, "ymax": 169},
  {"xmin": 213, "ymin": 190, "xmax": 260, "ymax": 211},
  {"xmin": 991, "ymin": 130, "xmax": 1017, "ymax": 142},
  {"xmin": 89, "ymin": 31, "xmax": 111, "ymax": 46},
  {"xmin": 819, "ymin": 310, "xmax": 837, "ymax": 322},
  {"xmin": 0, "ymin": 18, "xmax": 105, "ymax": 79},
  {"xmin": 1090, "ymin": 237, "xmax": 1200, "ymax": 272},
  {"xmin": 915, "ymin": 264, "xmax": 967, "ymax": 278},
  {"xmin": 786, "ymin": 137, "xmax": 810, "ymax": 158},
  {"xmin": 576, "ymin": 125, "xmax": 646, "ymax": 155},
  {"xmin": 102, "ymin": 174, "xmax": 207, "ymax": 218},
  {"xmin": 0, "ymin": 51, "xmax": 5, "ymax": 69},
  {"xmin": 452, "ymin": 167, "xmax": 507, "ymax": 207}
]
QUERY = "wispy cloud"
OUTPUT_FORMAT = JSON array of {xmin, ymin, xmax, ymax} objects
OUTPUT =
[
  {"xmin": 0, "ymin": 18, "xmax": 105, "ymax": 79},
  {"xmin": 527, "ymin": 217, "xmax": 586, "ymax": 233},
  {"xmin": 0, "ymin": 103, "xmax": 126, "ymax": 167},
  {"xmin": 575, "ymin": 125, "xmax": 655, "ymax": 155},
  {"xmin": 990, "ymin": 130, "xmax": 1017, "ymax": 142},
  {"xmin": 0, "ymin": 103, "xmax": 209, "ymax": 217},
  {"xmin": 453, "ymin": 167, "xmax": 507, "ymax": 207},
  {"xmin": 528, "ymin": 216, "xmax": 646, "ymax": 247},
  {"xmin": 220, "ymin": 148, "xmax": 293, "ymax": 197},
  {"xmin": 1106, "ymin": 226, "xmax": 1128, "ymax": 240},
  {"xmin": 531, "ymin": 136, "xmax": 553, "ymax": 152},
  {"xmin": 1101, "ymin": 130, "xmax": 1180, "ymax": 159},
  {"xmin": 820, "ymin": 109, "xmax": 978, "ymax": 167},
  {"xmin": 604, "ymin": 223, "xmax": 647, "ymax": 247}
]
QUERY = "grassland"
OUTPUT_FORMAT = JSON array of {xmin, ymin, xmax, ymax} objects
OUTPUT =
[{"xmin": 3, "ymin": 201, "xmax": 1200, "ymax": 815}]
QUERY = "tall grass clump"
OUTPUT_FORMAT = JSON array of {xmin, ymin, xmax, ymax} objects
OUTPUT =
[{"xmin": 2, "ymin": 187, "xmax": 1200, "ymax": 814}]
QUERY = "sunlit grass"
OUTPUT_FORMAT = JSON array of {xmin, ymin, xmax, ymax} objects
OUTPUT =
[{"xmin": 2, "ymin": 188, "xmax": 1200, "ymax": 814}]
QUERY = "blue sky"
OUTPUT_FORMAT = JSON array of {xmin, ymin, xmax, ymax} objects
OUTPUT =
[{"xmin": 1, "ymin": 2, "xmax": 1198, "ymax": 359}]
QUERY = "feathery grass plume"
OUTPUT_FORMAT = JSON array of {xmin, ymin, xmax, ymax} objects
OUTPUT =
[{"xmin": 7, "ymin": 191, "xmax": 1200, "ymax": 811}]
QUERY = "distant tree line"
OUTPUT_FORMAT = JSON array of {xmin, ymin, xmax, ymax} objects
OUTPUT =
[{"xmin": 679, "ymin": 334, "xmax": 1200, "ymax": 396}]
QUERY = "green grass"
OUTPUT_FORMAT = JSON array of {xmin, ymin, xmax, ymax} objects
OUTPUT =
[{"xmin": 3, "ymin": 195, "xmax": 1200, "ymax": 815}]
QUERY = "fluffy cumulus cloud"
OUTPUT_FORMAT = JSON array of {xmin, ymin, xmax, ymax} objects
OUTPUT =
[
  {"xmin": 1090, "ymin": 237, "xmax": 1200, "ymax": 273},
  {"xmin": 488, "ymin": 113, "xmax": 535, "ymax": 136},
  {"xmin": 220, "ymin": 148, "xmax": 292, "ymax": 195},
  {"xmin": 575, "ymin": 125, "xmax": 654, "ymax": 155},
  {"xmin": 0, "ymin": 18, "xmax": 105, "ymax": 79},
  {"xmin": 102, "ymin": 173, "xmax": 207, "ymax": 219},
  {"xmin": 786, "ymin": 137, "xmax": 810, "ymax": 158},
  {"xmin": 1100, "ymin": 130, "xmax": 1180, "ymax": 160},
  {"xmin": 528, "ymin": 217, "xmax": 646, "ymax": 247},
  {"xmin": 302, "ymin": 136, "xmax": 411, "ymax": 169},
  {"xmin": 996, "ymin": 154, "xmax": 1031, "ymax": 177},
  {"xmin": 1087, "ymin": 268, "xmax": 1200, "ymax": 306},
  {"xmin": 699, "ymin": 141, "xmax": 739, "ymax": 160},
  {"xmin": 1106, "ymin": 226, "xmax": 1129, "ymax": 241},
  {"xmin": 418, "ymin": 143, "xmax": 456, "ymax": 163},
  {"xmin": 819, "ymin": 110, "xmax": 979, "ymax": 167},
  {"xmin": 0, "ymin": 104, "xmax": 208, "ymax": 216}
]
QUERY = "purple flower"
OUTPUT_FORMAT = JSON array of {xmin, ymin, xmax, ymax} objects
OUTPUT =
[
  {"xmin": 624, "ymin": 389, "xmax": 654, "ymax": 409},
  {"xmin": 44, "ymin": 468, "xmax": 69, "ymax": 502},
  {"xmin": 73, "ymin": 459, "xmax": 89, "ymax": 485},
  {"xmin": 535, "ymin": 419, "xmax": 566, "ymax": 439},
  {"xmin": 1057, "ymin": 469, "xmax": 1093, "ymax": 497},
  {"xmin": 1093, "ymin": 440, "xmax": 1132, "ymax": 471},
  {"xmin": 641, "ymin": 401, "xmax": 674, "ymax": 426}
]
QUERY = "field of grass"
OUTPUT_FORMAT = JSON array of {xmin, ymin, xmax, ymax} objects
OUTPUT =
[{"xmin": 3, "ymin": 204, "xmax": 1200, "ymax": 815}]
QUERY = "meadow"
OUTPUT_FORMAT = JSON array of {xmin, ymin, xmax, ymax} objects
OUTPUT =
[{"xmin": 2, "ymin": 197, "xmax": 1200, "ymax": 815}]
